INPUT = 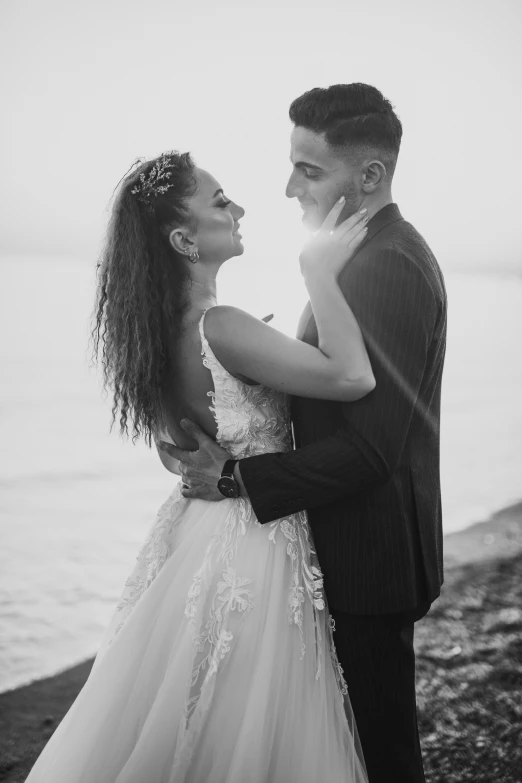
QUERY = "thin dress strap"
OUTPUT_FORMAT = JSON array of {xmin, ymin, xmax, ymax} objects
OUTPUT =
[
  {"xmin": 198, "ymin": 309, "xmax": 212, "ymax": 363},
  {"xmin": 198, "ymin": 308, "xmax": 232, "ymax": 438},
  {"xmin": 198, "ymin": 308, "xmax": 232, "ymax": 379}
]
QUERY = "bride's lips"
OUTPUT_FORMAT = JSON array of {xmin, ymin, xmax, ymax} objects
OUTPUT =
[{"xmin": 233, "ymin": 224, "xmax": 242, "ymax": 239}]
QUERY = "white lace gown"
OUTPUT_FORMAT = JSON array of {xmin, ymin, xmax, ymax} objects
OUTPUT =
[{"xmin": 26, "ymin": 313, "xmax": 368, "ymax": 783}]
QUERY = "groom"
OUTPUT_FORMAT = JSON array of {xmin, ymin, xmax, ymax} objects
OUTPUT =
[{"xmin": 164, "ymin": 83, "xmax": 447, "ymax": 783}]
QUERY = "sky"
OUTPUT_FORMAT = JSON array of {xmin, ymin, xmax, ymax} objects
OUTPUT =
[{"xmin": 1, "ymin": 0, "xmax": 521, "ymax": 296}]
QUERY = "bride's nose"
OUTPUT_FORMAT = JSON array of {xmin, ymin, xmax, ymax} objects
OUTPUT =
[{"xmin": 232, "ymin": 202, "xmax": 245, "ymax": 220}]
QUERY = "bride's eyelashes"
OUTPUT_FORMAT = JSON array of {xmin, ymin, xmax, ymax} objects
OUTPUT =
[{"xmin": 217, "ymin": 197, "xmax": 232, "ymax": 208}]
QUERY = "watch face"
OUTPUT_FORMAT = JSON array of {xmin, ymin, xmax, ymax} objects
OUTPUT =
[{"xmin": 217, "ymin": 476, "xmax": 239, "ymax": 498}]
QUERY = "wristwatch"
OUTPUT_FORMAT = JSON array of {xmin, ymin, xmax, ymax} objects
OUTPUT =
[{"xmin": 217, "ymin": 459, "xmax": 239, "ymax": 498}]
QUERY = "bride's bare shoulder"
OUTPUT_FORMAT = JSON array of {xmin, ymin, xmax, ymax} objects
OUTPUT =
[
  {"xmin": 205, "ymin": 305, "xmax": 258, "ymax": 324},
  {"xmin": 204, "ymin": 305, "xmax": 261, "ymax": 345},
  {"xmin": 203, "ymin": 305, "xmax": 272, "ymax": 381}
]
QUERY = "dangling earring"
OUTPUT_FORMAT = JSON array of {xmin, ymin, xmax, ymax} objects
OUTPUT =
[{"xmin": 187, "ymin": 249, "xmax": 199, "ymax": 264}]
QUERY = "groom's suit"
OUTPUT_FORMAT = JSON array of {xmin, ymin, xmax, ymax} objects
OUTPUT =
[{"xmin": 239, "ymin": 203, "xmax": 447, "ymax": 783}]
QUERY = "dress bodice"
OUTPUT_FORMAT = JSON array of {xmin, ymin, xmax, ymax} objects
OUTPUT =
[{"xmin": 199, "ymin": 310, "xmax": 293, "ymax": 459}]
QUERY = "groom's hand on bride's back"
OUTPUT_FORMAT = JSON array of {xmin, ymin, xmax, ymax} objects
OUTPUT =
[{"xmin": 158, "ymin": 420, "xmax": 231, "ymax": 501}]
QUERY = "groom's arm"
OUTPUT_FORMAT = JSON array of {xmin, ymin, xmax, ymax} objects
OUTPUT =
[{"xmin": 239, "ymin": 248, "xmax": 439, "ymax": 524}]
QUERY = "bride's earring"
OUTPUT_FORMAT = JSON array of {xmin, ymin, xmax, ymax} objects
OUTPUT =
[{"xmin": 187, "ymin": 249, "xmax": 199, "ymax": 264}]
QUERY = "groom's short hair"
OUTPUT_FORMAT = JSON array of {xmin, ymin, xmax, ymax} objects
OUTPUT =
[{"xmin": 289, "ymin": 84, "xmax": 402, "ymax": 175}]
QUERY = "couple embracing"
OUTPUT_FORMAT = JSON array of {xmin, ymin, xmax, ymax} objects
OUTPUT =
[{"xmin": 26, "ymin": 83, "xmax": 447, "ymax": 783}]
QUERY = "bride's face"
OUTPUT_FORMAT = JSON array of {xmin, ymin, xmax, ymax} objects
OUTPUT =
[{"xmin": 187, "ymin": 169, "xmax": 245, "ymax": 263}]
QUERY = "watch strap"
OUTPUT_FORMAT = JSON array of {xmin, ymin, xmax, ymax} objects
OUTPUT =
[{"xmin": 221, "ymin": 459, "xmax": 238, "ymax": 479}]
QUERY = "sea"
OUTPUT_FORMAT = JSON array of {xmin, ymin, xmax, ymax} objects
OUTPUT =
[{"xmin": 1, "ymin": 256, "xmax": 521, "ymax": 693}]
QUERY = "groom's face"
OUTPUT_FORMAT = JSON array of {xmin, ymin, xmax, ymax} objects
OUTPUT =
[{"xmin": 286, "ymin": 126, "xmax": 363, "ymax": 231}]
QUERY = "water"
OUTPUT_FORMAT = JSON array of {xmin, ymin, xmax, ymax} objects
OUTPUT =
[{"xmin": 1, "ymin": 257, "xmax": 521, "ymax": 693}]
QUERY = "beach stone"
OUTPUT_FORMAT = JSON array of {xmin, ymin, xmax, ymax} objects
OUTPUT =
[
  {"xmin": 445, "ymin": 608, "xmax": 463, "ymax": 620},
  {"xmin": 482, "ymin": 607, "xmax": 522, "ymax": 632},
  {"xmin": 497, "ymin": 607, "xmax": 522, "ymax": 625},
  {"xmin": 455, "ymin": 662, "xmax": 494, "ymax": 682}
]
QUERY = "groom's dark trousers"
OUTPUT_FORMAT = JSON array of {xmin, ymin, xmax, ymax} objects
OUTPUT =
[{"xmin": 239, "ymin": 204, "xmax": 447, "ymax": 783}]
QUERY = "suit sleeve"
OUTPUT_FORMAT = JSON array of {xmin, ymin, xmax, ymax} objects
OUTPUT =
[{"xmin": 239, "ymin": 248, "xmax": 438, "ymax": 523}]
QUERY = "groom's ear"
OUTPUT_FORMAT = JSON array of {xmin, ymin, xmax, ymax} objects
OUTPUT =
[{"xmin": 361, "ymin": 160, "xmax": 387, "ymax": 193}]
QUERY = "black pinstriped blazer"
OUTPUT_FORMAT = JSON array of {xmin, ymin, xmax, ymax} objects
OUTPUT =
[{"xmin": 240, "ymin": 204, "xmax": 447, "ymax": 615}]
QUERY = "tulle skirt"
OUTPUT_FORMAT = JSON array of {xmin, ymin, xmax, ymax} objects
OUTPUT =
[{"xmin": 26, "ymin": 485, "xmax": 367, "ymax": 783}]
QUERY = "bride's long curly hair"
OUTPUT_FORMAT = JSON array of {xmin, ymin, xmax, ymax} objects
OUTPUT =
[{"xmin": 92, "ymin": 151, "xmax": 198, "ymax": 445}]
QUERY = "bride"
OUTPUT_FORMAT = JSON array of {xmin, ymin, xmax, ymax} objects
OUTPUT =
[{"xmin": 26, "ymin": 150, "xmax": 373, "ymax": 783}]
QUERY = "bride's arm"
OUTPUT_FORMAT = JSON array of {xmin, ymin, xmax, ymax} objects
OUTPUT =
[{"xmin": 206, "ymin": 201, "xmax": 374, "ymax": 402}]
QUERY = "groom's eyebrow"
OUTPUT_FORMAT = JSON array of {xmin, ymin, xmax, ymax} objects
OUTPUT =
[{"xmin": 292, "ymin": 161, "xmax": 323, "ymax": 172}]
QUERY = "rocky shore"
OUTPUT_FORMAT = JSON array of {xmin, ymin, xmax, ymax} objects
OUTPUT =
[{"xmin": 416, "ymin": 502, "xmax": 522, "ymax": 782}]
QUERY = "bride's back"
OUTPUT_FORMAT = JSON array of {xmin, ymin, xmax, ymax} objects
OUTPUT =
[
  {"xmin": 160, "ymin": 309, "xmax": 219, "ymax": 451},
  {"xmin": 160, "ymin": 306, "xmax": 293, "ymax": 463}
]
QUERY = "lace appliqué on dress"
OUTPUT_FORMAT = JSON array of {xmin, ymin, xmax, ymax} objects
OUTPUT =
[
  {"xmin": 198, "ymin": 311, "xmax": 292, "ymax": 462},
  {"xmin": 110, "ymin": 484, "xmax": 184, "ymax": 638},
  {"xmin": 184, "ymin": 499, "xmax": 254, "ymax": 683},
  {"xmin": 191, "ymin": 312, "xmax": 332, "ymax": 673},
  {"xmin": 107, "ymin": 308, "xmax": 346, "ymax": 713},
  {"xmin": 197, "ymin": 311, "xmax": 348, "ymax": 700}
]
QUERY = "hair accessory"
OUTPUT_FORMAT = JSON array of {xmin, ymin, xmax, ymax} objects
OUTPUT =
[
  {"xmin": 131, "ymin": 151, "xmax": 178, "ymax": 206},
  {"xmin": 187, "ymin": 249, "xmax": 199, "ymax": 263}
]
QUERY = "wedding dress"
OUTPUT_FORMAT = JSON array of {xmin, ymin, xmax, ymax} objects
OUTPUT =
[{"xmin": 26, "ymin": 312, "xmax": 368, "ymax": 783}]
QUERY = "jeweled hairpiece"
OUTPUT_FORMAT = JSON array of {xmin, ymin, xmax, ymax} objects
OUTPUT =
[{"xmin": 130, "ymin": 151, "xmax": 179, "ymax": 206}]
